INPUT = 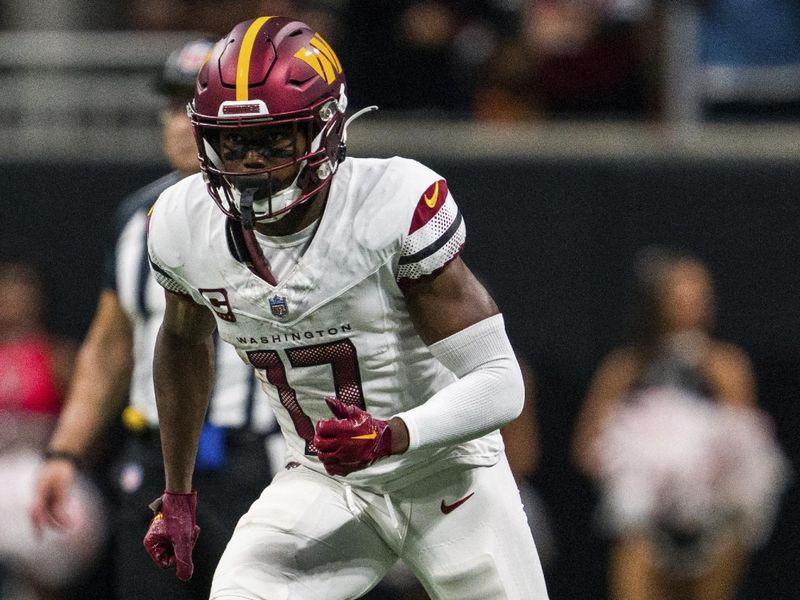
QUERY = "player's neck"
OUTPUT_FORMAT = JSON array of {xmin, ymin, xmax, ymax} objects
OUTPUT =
[{"xmin": 254, "ymin": 188, "xmax": 329, "ymax": 237}]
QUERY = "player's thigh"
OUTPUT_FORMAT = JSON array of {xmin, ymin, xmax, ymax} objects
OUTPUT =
[
  {"xmin": 211, "ymin": 467, "xmax": 396, "ymax": 600},
  {"xmin": 403, "ymin": 457, "xmax": 549, "ymax": 600}
]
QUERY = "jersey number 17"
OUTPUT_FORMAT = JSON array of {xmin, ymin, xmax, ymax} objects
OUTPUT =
[{"xmin": 246, "ymin": 338, "xmax": 365, "ymax": 455}]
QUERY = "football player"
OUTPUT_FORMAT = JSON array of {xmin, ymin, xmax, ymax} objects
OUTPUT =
[
  {"xmin": 30, "ymin": 38, "xmax": 282, "ymax": 600},
  {"xmin": 145, "ymin": 16, "xmax": 549, "ymax": 599}
]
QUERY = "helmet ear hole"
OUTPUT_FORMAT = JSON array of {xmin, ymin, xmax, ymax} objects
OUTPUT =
[{"xmin": 318, "ymin": 101, "xmax": 337, "ymax": 123}]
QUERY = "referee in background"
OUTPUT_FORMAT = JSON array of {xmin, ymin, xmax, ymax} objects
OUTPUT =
[{"xmin": 30, "ymin": 38, "xmax": 283, "ymax": 600}]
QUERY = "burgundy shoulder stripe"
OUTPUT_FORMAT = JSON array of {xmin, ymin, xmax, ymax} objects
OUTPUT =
[{"xmin": 408, "ymin": 179, "xmax": 448, "ymax": 235}]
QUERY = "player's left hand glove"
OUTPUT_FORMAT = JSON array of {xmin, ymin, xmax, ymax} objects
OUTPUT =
[
  {"xmin": 314, "ymin": 397, "xmax": 393, "ymax": 476},
  {"xmin": 143, "ymin": 491, "xmax": 200, "ymax": 581}
]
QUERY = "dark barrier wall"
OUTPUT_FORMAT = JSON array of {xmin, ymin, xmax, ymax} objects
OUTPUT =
[
  {"xmin": 438, "ymin": 159, "xmax": 800, "ymax": 600},
  {"xmin": 2, "ymin": 158, "xmax": 798, "ymax": 599}
]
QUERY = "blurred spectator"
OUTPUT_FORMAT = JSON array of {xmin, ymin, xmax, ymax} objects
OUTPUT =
[
  {"xmin": 0, "ymin": 252, "xmax": 108, "ymax": 600},
  {"xmin": 283, "ymin": 0, "xmax": 348, "ymax": 48},
  {"xmin": 572, "ymin": 246, "xmax": 789, "ymax": 600},
  {"xmin": 125, "ymin": 0, "xmax": 345, "ymax": 41},
  {"xmin": 343, "ymin": 0, "xmax": 516, "ymax": 116},
  {"xmin": 6, "ymin": 0, "xmax": 800, "ymax": 124},
  {"xmin": 126, "ymin": 0, "xmax": 278, "ymax": 35},
  {"xmin": 475, "ymin": 0, "xmax": 653, "ymax": 121}
]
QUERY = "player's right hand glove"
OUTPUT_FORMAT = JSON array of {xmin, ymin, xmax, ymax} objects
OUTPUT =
[
  {"xmin": 314, "ymin": 396, "xmax": 393, "ymax": 476},
  {"xmin": 143, "ymin": 490, "xmax": 200, "ymax": 581}
]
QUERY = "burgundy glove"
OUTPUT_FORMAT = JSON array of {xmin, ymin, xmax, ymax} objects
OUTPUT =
[
  {"xmin": 143, "ymin": 491, "xmax": 200, "ymax": 581},
  {"xmin": 314, "ymin": 397, "xmax": 393, "ymax": 476}
]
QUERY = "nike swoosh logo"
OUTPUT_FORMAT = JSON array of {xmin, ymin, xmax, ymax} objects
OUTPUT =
[
  {"xmin": 423, "ymin": 181, "xmax": 439, "ymax": 208},
  {"xmin": 352, "ymin": 431, "xmax": 377, "ymax": 440},
  {"xmin": 440, "ymin": 492, "xmax": 475, "ymax": 514}
]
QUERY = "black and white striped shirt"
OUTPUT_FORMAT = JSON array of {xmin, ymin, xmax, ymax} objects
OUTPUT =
[{"xmin": 106, "ymin": 173, "xmax": 279, "ymax": 439}]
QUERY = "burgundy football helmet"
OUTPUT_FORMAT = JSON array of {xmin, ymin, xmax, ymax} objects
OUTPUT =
[{"xmin": 190, "ymin": 16, "xmax": 349, "ymax": 224}]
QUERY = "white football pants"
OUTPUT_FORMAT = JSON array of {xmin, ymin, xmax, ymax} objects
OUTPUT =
[{"xmin": 211, "ymin": 455, "xmax": 548, "ymax": 599}]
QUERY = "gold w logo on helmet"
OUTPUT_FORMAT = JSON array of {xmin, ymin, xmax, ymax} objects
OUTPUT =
[{"xmin": 293, "ymin": 34, "xmax": 342, "ymax": 84}]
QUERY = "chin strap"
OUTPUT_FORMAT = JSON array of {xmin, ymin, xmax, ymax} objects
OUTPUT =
[{"xmin": 238, "ymin": 188, "xmax": 278, "ymax": 286}]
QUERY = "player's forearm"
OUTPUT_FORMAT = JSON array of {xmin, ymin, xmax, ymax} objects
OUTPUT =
[
  {"xmin": 153, "ymin": 326, "xmax": 214, "ymax": 493},
  {"xmin": 398, "ymin": 357, "xmax": 524, "ymax": 451},
  {"xmin": 396, "ymin": 314, "xmax": 524, "ymax": 451},
  {"xmin": 48, "ymin": 300, "xmax": 133, "ymax": 457}
]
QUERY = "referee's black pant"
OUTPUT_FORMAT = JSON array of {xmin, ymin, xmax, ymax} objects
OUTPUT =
[{"xmin": 110, "ymin": 429, "xmax": 273, "ymax": 600}]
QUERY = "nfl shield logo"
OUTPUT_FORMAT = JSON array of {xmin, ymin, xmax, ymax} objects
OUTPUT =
[{"xmin": 269, "ymin": 295, "xmax": 288, "ymax": 317}]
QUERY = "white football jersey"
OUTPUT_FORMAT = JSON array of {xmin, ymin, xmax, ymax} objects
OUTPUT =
[{"xmin": 148, "ymin": 157, "xmax": 504, "ymax": 490}]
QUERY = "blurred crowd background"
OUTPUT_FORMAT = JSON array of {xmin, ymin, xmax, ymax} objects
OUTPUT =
[
  {"xmin": 1, "ymin": 1, "xmax": 799, "ymax": 599},
  {"xmin": 4, "ymin": 0, "xmax": 800, "ymax": 122}
]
